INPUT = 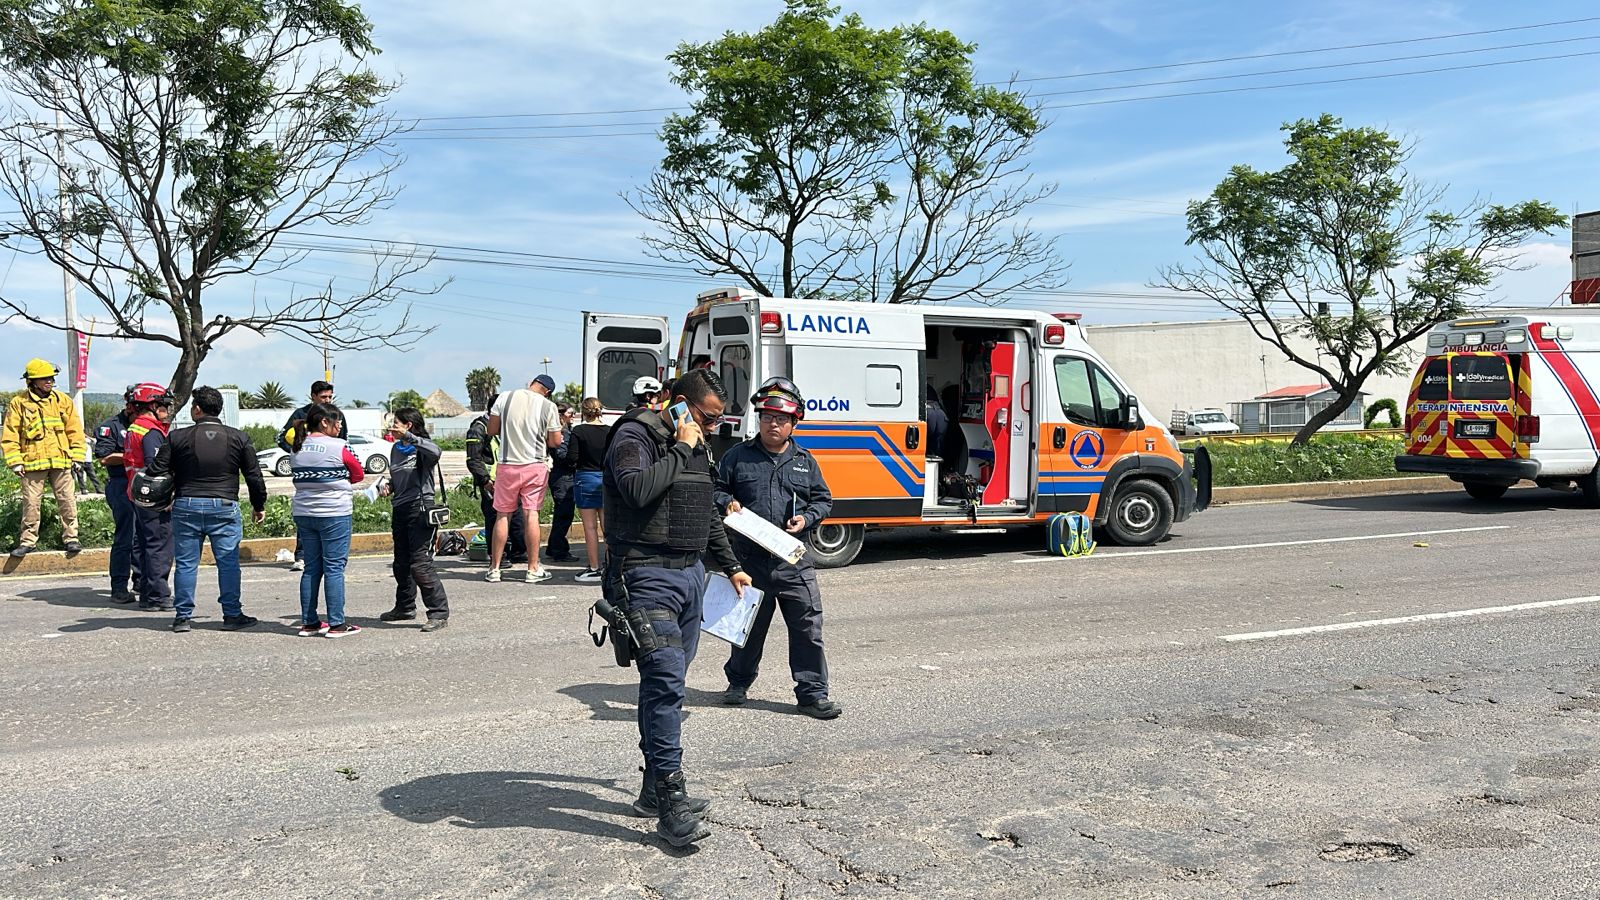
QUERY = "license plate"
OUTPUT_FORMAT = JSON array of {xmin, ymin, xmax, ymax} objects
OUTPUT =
[{"xmin": 1456, "ymin": 421, "xmax": 1494, "ymax": 438}]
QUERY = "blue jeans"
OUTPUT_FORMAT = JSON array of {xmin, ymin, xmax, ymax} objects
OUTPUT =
[
  {"xmin": 296, "ymin": 514, "xmax": 353, "ymax": 626},
  {"xmin": 172, "ymin": 497, "xmax": 243, "ymax": 620}
]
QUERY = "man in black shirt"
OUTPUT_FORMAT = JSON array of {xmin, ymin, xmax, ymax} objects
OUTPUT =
[
  {"xmin": 544, "ymin": 403, "xmax": 579, "ymax": 563},
  {"xmin": 148, "ymin": 386, "xmax": 268, "ymax": 633}
]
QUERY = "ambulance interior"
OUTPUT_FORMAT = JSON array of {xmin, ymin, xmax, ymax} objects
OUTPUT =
[{"xmin": 922, "ymin": 323, "xmax": 1033, "ymax": 514}]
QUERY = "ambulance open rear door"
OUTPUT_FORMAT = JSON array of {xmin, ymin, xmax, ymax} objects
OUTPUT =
[
  {"xmin": 581, "ymin": 312, "xmax": 670, "ymax": 423},
  {"xmin": 708, "ymin": 302, "xmax": 758, "ymax": 444}
]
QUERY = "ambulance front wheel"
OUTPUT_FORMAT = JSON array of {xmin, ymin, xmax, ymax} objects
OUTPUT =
[
  {"xmin": 807, "ymin": 523, "xmax": 865, "ymax": 569},
  {"xmin": 1103, "ymin": 478, "xmax": 1175, "ymax": 546},
  {"xmin": 1463, "ymin": 481, "xmax": 1508, "ymax": 501}
]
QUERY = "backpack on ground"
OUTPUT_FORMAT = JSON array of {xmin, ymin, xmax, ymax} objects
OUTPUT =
[
  {"xmin": 1046, "ymin": 512, "xmax": 1095, "ymax": 558},
  {"xmin": 467, "ymin": 528, "xmax": 488, "ymax": 562}
]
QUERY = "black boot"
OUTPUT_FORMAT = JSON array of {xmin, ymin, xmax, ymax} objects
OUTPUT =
[
  {"xmin": 632, "ymin": 767, "xmax": 712, "ymax": 818},
  {"xmin": 653, "ymin": 771, "xmax": 711, "ymax": 847}
]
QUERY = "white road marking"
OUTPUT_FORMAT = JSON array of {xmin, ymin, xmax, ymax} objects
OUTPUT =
[
  {"xmin": 1222, "ymin": 595, "xmax": 1600, "ymax": 643},
  {"xmin": 1020, "ymin": 525, "xmax": 1509, "ymax": 563}
]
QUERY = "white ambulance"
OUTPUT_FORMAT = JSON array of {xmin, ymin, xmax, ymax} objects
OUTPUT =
[
  {"xmin": 1395, "ymin": 308, "xmax": 1600, "ymax": 502},
  {"xmin": 582, "ymin": 287, "xmax": 1210, "ymax": 566}
]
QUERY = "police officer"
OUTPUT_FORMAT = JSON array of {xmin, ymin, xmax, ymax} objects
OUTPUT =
[
  {"xmin": 603, "ymin": 368, "xmax": 752, "ymax": 848},
  {"xmin": 94, "ymin": 387, "xmax": 143, "ymax": 603},
  {"xmin": 464, "ymin": 392, "xmax": 526, "ymax": 566},
  {"xmin": 544, "ymin": 403, "xmax": 579, "ymax": 564},
  {"xmin": 123, "ymin": 383, "xmax": 175, "ymax": 611},
  {"xmin": 714, "ymin": 377, "xmax": 841, "ymax": 719}
]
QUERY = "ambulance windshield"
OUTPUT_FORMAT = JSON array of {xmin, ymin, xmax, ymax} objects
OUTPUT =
[{"xmin": 1450, "ymin": 355, "xmax": 1511, "ymax": 401}]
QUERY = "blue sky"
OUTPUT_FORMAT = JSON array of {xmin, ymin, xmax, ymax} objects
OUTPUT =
[{"xmin": 1, "ymin": 0, "xmax": 1594, "ymax": 406}]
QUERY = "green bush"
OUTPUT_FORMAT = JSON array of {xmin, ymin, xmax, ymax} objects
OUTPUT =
[
  {"xmin": 1201, "ymin": 434, "xmax": 1422, "ymax": 487},
  {"xmin": 242, "ymin": 424, "xmax": 281, "ymax": 451},
  {"xmin": 436, "ymin": 436, "xmax": 467, "ymax": 451},
  {"xmin": 1363, "ymin": 398, "xmax": 1401, "ymax": 429}
]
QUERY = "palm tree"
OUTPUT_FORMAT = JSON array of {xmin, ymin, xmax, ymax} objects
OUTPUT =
[
  {"xmin": 253, "ymin": 380, "xmax": 293, "ymax": 408},
  {"xmin": 348, "ymin": 398, "xmax": 371, "ymax": 409},
  {"xmin": 465, "ymin": 366, "xmax": 501, "ymax": 411}
]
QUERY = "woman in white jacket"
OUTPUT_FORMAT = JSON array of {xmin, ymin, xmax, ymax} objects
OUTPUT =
[{"xmin": 290, "ymin": 405, "xmax": 364, "ymax": 637}]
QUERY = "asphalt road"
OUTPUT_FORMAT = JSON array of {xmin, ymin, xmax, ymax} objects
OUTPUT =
[{"xmin": 4, "ymin": 487, "xmax": 1600, "ymax": 898}]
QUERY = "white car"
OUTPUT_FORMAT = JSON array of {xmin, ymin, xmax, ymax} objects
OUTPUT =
[
  {"xmin": 1170, "ymin": 409, "xmax": 1240, "ymax": 436},
  {"xmin": 257, "ymin": 433, "xmax": 390, "ymax": 478}
]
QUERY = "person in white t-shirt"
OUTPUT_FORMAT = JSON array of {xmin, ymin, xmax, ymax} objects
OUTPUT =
[{"xmin": 486, "ymin": 374, "xmax": 563, "ymax": 583}]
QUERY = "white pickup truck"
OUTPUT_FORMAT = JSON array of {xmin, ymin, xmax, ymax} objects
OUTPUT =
[{"xmin": 1170, "ymin": 409, "xmax": 1240, "ymax": 436}]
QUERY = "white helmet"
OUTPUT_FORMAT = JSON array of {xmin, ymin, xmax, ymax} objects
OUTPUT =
[{"xmin": 632, "ymin": 375, "xmax": 664, "ymax": 396}]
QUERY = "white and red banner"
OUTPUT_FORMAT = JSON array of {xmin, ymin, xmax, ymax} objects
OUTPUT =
[{"xmin": 73, "ymin": 331, "xmax": 89, "ymax": 390}]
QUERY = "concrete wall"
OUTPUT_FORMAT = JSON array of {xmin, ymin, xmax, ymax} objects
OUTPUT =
[{"xmin": 1084, "ymin": 318, "xmax": 1423, "ymax": 425}]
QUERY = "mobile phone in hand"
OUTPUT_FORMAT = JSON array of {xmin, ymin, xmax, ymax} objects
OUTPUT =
[{"xmin": 668, "ymin": 401, "xmax": 691, "ymax": 431}]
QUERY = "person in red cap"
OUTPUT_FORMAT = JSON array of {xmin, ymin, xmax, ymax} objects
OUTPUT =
[
  {"xmin": 122, "ymin": 383, "xmax": 175, "ymax": 610},
  {"xmin": 712, "ymin": 376, "xmax": 841, "ymax": 719}
]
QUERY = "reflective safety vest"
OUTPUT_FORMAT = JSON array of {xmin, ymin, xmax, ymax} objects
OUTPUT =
[{"xmin": 2, "ymin": 389, "xmax": 85, "ymax": 472}]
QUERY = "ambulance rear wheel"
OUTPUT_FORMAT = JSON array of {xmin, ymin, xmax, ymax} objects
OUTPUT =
[
  {"xmin": 1103, "ymin": 479, "xmax": 1175, "ymax": 546},
  {"xmin": 807, "ymin": 523, "xmax": 864, "ymax": 569},
  {"xmin": 1579, "ymin": 467, "xmax": 1600, "ymax": 508},
  {"xmin": 1463, "ymin": 481, "xmax": 1508, "ymax": 501}
]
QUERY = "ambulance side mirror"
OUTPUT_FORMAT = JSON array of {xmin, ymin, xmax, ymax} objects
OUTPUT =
[{"xmin": 1120, "ymin": 394, "xmax": 1143, "ymax": 431}]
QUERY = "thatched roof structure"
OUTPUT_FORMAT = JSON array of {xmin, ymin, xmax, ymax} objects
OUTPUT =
[{"xmin": 424, "ymin": 389, "xmax": 468, "ymax": 417}]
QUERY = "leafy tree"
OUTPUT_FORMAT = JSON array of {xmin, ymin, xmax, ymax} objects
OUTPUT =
[
  {"xmin": 1156, "ymin": 115, "xmax": 1565, "ymax": 444},
  {"xmin": 0, "ymin": 0, "xmax": 439, "ymax": 409},
  {"xmin": 555, "ymin": 381, "xmax": 584, "ymax": 411},
  {"xmin": 464, "ymin": 366, "xmax": 501, "ymax": 411},
  {"xmin": 627, "ymin": 0, "xmax": 1063, "ymax": 304},
  {"xmin": 382, "ymin": 389, "xmax": 426, "ymax": 414},
  {"xmin": 252, "ymin": 381, "xmax": 293, "ymax": 409}
]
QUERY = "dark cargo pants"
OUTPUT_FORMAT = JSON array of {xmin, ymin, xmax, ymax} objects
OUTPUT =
[
  {"xmin": 627, "ymin": 561, "xmax": 705, "ymax": 776},
  {"xmin": 724, "ymin": 557, "xmax": 829, "ymax": 704}
]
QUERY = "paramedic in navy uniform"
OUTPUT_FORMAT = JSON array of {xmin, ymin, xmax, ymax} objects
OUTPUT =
[
  {"xmin": 602, "ymin": 367, "xmax": 751, "ymax": 848},
  {"xmin": 714, "ymin": 376, "xmax": 841, "ymax": 720}
]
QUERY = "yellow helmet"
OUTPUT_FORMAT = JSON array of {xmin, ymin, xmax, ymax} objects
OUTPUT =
[{"xmin": 22, "ymin": 358, "xmax": 59, "ymax": 380}]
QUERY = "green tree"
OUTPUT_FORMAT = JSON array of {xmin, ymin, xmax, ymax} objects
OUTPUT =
[
  {"xmin": 251, "ymin": 381, "xmax": 293, "ymax": 409},
  {"xmin": 1156, "ymin": 115, "xmax": 1565, "ymax": 444},
  {"xmin": 555, "ymin": 381, "xmax": 584, "ymax": 411},
  {"xmin": 347, "ymin": 398, "xmax": 371, "ymax": 409},
  {"xmin": 0, "ymin": 0, "xmax": 438, "ymax": 409},
  {"xmin": 464, "ymin": 366, "xmax": 501, "ymax": 411},
  {"xmin": 627, "ymin": 0, "xmax": 1063, "ymax": 304},
  {"xmin": 383, "ymin": 389, "xmax": 426, "ymax": 414}
]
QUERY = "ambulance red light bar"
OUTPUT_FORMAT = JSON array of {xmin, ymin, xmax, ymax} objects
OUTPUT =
[
  {"xmin": 759, "ymin": 311, "xmax": 783, "ymax": 334},
  {"xmin": 1051, "ymin": 313, "xmax": 1083, "ymax": 322},
  {"xmin": 1516, "ymin": 414, "xmax": 1540, "ymax": 443},
  {"xmin": 1043, "ymin": 324, "xmax": 1066, "ymax": 345}
]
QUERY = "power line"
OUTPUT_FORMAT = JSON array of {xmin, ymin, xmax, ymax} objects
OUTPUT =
[{"xmin": 1039, "ymin": 49, "xmax": 1600, "ymax": 111}]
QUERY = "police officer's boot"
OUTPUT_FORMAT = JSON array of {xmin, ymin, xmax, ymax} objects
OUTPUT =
[
  {"xmin": 633, "ymin": 766, "xmax": 712, "ymax": 818},
  {"xmin": 654, "ymin": 771, "xmax": 712, "ymax": 847}
]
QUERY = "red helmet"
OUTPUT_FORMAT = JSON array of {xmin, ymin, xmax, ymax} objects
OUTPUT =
[
  {"xmin": 128, "ymin": 382, "xmax": 172, "ymax": 406},
  {"xmin": 751, "ymin": 376, "xmax": 804, "ymax": 422}
]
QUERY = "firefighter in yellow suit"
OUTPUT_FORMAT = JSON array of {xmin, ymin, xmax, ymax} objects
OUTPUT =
[{"xmin": 3, "ymin": 359, "xmax": 86, "ymax": 557}]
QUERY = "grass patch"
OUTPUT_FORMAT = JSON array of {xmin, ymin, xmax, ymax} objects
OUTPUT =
[{"xmin": 1192, "ymin": 434, "xmax": 1422, "ymax": 487}]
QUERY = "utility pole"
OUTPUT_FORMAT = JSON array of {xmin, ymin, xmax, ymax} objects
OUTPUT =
[
  {"xmin": 321, "ymin": 299, "xmax": 333, "ymax": 383},
  {"xmin": 55, "ymin": 111, "xmax": 84, "ymax": 429}
]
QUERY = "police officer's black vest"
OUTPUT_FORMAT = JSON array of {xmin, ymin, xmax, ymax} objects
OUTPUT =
[{"xmin": 603, "ymin": 408, "xmax": 716, "ymax": 554}]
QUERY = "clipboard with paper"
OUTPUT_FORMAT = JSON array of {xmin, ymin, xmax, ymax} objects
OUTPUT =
[
  {"xmin": 723, "ymin": 509, "xmax": 808, "ymax": 566},
  {"xmin": 702, "ymin": 574, "xmax": 763, "ymax": 647}
]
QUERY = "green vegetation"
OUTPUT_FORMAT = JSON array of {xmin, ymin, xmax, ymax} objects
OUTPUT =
[
  {"xmin": 1198, "ymin": 434, "xmax": 1422, "ymax": 487},
  {"xmin": 242, "ymin": 424, "xmax": 280, "ymax": 452},
  {"xmin": 1364, "ymin": 399, "xmax": 1401, "ymax": 429}
]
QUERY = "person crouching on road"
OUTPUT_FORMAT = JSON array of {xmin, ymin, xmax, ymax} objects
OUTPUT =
[
  {"xmin": 714, "ymin": 377, "xmax": 841, "ymax": 719},
  {"xmin": 290, "ymin": 404, "xmax": 364, "ymax": 637},
  {"xmin": 379, "ymin": 408, "xmax": 449, "ymax": 632},
  {"xmin": 94, "ymin": 387, "xmax": 143, "ymax": 602},
  {"xmin": 147, "ymin": 386, "xmax": 269, "ymax": 633},
  {"xmin": 122, "ymin": 383, "xmax": 175, "ymax": 611},
  {"xmin": 570, "ymin": 397, "xmax": 610, "ymax": 583},
  {"xmin": 603, "ymin": 368, "xmax": 752, "ymax": 847},
  {"xmin": 4, "ymin": 358, "xmax": 87, "ymax": 557}
]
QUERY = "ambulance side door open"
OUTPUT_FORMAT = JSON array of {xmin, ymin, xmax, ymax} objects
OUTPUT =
[
  {"xmin": 708, "ymin": 303, "xmax": 757, "ymax": 442},
  {"xmin": 581, "ymin": 312, "xmax": 670, "ymax": 420}
]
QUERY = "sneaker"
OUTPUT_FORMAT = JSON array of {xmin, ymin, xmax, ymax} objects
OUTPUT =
[
  {"xmin": 9, "ymin": 545, "xmax": 34, "ymax": 558},
  {"xmin": 524, "ymin": 568, "xmax": 553, "ymax": 583},
  {"xmin": 722, "ymin": 685, "xmax": 747, "ymax": 706},
  {"xmin": 139, "ymin": 599, "xmax": 175, "ymax": 612},
  {"xmin": 171, "ymin": 618, "xmax": 192, "ymax": 633},
  {"xmin": 297, "ymin": 620, "xmax": 329, "ymax": 637},
  {"xmin": 63, "ymin": 541, "xmax": 81, "ymax": 555},
  {"xmin": 421, "ymin": 618, "xmax": 449, "ymax": 633},
  {"xmin": 325, "ymin": 623, "xmax": 362, "ymax": 638},
  {"xmin": 379, "ymin": 609, "xmax": 417, "ymax": 623},
  {"xmin": 798, "ymin": 698, "xmax": 844, "ymax": 720},
  {"xmin": 220, "ymin": 614, "xmax": 259, "ymax": 631},
  {"xmin": 110, "ymin": 591, "xmax": 137, "ymax": 605},
  {"xmin": 574, "ymin": 568, "xmax": 604, "ymax": 584},
  {"xmin": 484, "ymin": 568, "xmax": 501, "ymax": 583},
  {"xmin": 290, "ymin": 558, "xmax": 305, "ymax": 571}
]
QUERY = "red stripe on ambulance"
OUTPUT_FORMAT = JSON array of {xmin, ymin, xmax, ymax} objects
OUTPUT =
[{"xmin": 1531, "ymin": 325, "xmax": 1600, "ymax": 453}]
